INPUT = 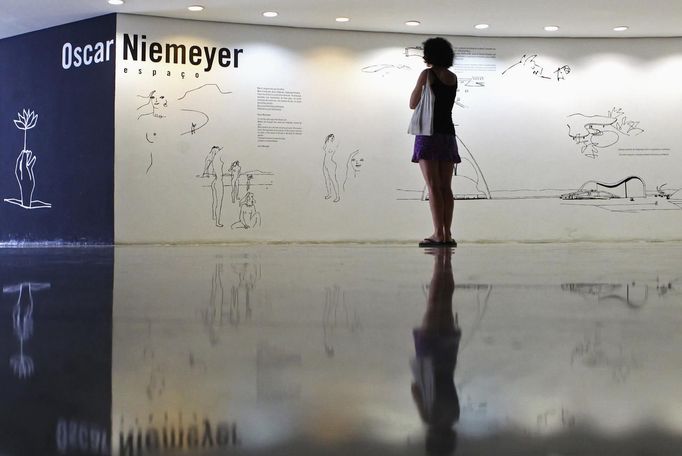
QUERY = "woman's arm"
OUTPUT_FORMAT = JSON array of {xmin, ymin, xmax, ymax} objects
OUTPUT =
[{"xmin": 409, "ymin": 69, "xmax": 429, "ymax": 109}]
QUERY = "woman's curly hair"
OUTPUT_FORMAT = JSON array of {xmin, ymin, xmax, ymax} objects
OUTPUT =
[{"xmin": 423, "ymin": 37, "xmax": 454, "ymax": 68}]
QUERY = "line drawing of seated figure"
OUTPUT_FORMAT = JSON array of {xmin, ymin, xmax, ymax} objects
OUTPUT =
[
  {"xmin": 231, "ymin": 192, "xmax": 262, "ymax": 229},
  {"xmin": 197, "ymin": 145, "xmax": 227, "ymax": 227}
]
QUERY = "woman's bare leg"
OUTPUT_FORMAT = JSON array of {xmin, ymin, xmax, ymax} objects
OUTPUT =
[
  {"xmin": 419, "ymin": 160, "xmax": 445, "ymax": 242},
  {"xmin": 438, "ymin": 162, "xmax": 455, "ymax": 241}
]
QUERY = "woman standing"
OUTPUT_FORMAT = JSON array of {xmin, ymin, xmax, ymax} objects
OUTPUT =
[{"xmin": 410, "ymin": 38, "xmax": 461, "ymax": 247}]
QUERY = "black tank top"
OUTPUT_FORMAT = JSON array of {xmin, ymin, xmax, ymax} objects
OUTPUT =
[{"xmin": 429, "ymin": 70, "xmax": 457, "ymax": 134}]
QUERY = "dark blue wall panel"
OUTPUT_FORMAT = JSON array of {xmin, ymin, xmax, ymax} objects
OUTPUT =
[{"xmin": 0, "ymin": 15, "xmax": 116, "ymax": 244}]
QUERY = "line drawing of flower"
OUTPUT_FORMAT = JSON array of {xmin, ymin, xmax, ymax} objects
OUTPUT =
[{"xmin": 14, "ymin": 109, "xmax": 38, "ymax": 151}]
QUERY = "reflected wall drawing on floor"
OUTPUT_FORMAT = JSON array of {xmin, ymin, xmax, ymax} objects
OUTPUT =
[
  {"xmin": 3, "ymin": 282, "xmax": 50, "ymax": 379},
  {"xmin": 322, "ymin": 285, "xmax": 361, "ymax": 357},
  {"xmin": 200, "ymin": 261, "xmax": 262, "ymax": 344},
  {"xmin": 4, "ymin": 109, "xmax": 52, "ymax": 210},
  {"xmin": 571, "ymin": 322, "xmax": 639, "ymax": 383},
  {"xmin": 561, "ymin": 278, "xmax": 680, "ymax": 309}
]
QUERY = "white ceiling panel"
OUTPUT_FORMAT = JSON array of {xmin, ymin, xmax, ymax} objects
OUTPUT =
[{"xmin": 1, "ymin": 0, "xmax": 681, "ymax": 39}]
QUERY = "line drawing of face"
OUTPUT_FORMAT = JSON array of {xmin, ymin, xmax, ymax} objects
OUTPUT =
[{"xmin": 349, "ymin": 150, "xmax": 364, "ymax": 173}]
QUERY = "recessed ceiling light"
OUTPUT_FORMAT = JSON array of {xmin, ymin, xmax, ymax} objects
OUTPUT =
[
  {"xmin": 613, "ymin": 26, "xmax": 629, "ymax": 32},
  {"xmin": 405, "ymin": 20, "xmax": 421, "ymax": 27},
  {"xmin": 187, "ymin": 5, "xmax": 204, "ymax": 12},
  {"xmin": 475, "ymin": 24, "xmax": 489, "ymax": 30},
  {"xmin": 336, "ymin": 17, "xmax": 351, "ymax": 23},
  {"xmin": 544, "ymin": 25, "xmax": 560, "ymax": 32},
  {"xmin": 108, "ymin": 0, "xmax": 124, "ymax": 4},
  {"xmin": 263, "ymin": 11, "xmax": 278, "ymax": 18}
]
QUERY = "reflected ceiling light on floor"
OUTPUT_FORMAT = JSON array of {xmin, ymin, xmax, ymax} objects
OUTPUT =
[
  {"xmin": 613, "ymin": 26, "xmax": 629, "ymax": 32},
  {"xmin": 474, "ymin": 24, "xmax": 490, "ymax": 30},
  {"xmin": 187, "ymin": 5, "xmax": 204, "ymax": 12},
  {"xmin": 263, "ymin": 11, "xmax": 279, "ymax": 18},
  {"xmin": 544, "ymin": 25, "xmax": 560, "ymax": 32},
  {"xmin": 336, "ymin": 17, "xmax": 351, "ymax": 23},
  {"xmin": 405, "ymin": 20, "xmax": 421, "ymax": 27},
  {"xmin": 108, "ymin": 0, "xmax": 124, "ymax": 4}
]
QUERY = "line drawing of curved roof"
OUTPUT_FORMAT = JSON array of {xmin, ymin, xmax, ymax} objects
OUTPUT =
[
  {"xmin": 561, "ymin": 176, "xmax": 647, "ymax": 200},
  {"xmin": 453, "ymin": 135, "xmax": 492, "ymax": 199}
]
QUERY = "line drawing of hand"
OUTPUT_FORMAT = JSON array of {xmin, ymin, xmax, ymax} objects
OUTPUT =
[{"xmin": 15, "ymin": 150, "xmax": 37, "ymax": 207}]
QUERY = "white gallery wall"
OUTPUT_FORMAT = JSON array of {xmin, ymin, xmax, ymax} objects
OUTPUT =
[{"xmin": 115, "ymin": 14, "xmax": 682, "ymax": 243}]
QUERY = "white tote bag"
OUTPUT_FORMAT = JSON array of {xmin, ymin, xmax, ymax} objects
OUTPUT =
[{"xmin": 408, "ymin": 73, "xmax": 434, "ymax": 136}]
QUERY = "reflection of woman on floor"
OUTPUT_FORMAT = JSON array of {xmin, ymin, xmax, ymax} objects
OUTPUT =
[
  {"xmin": 228, "ymin": 160, "xmax": 242, "ymax": 203},
  {"xmin": 322, "ymin": 134, "xmax": 340, "ymax": 202},
  {"xmin": 411, "ymin": 247, "xmax": 460, "ymax": 456},
  {"xmin": 231, "ymin": 192, "xmax": 262, "ymax": 229},
  {"xmin": 199, "ymin": 146, "xmax": 226, "ymax": 227}
]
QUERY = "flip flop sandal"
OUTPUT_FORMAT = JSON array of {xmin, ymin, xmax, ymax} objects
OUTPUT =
[{"xmin": 418, "ymin": 238, "xmax": 442, "ymax": 247}]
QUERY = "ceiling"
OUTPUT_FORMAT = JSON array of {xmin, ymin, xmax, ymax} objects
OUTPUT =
[{"xmin": 2, "ymin": 0, "xmax": 682, "ymax": 40}]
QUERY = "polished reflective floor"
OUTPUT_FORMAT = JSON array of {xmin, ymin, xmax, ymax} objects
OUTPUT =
[{"xmin": 1, "ymin": 243, "xmax": 682, "ymax": 455}]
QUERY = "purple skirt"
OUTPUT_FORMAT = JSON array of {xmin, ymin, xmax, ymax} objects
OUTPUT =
[{"xmin": 412, "ymin": 133, "xmax": 461, "ymax": 163}]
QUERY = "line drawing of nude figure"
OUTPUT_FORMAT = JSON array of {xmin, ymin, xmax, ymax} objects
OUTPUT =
[
  {"xmin": 228, "ymin": 161, "xmax": 242, "ymax": 203},
  {"xmin": 197, "ymin": 145, "xmax": 227, "ymax": 227},
  {"xmin": 231, "ymin": 192, "xmax": 262, "ymax": 229},
  {"xmin": 322, "ymin": 134, "xmax": 341, "ymax": 203}
]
